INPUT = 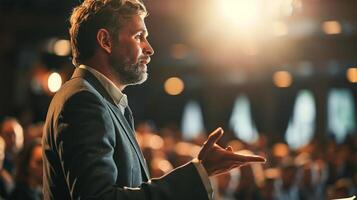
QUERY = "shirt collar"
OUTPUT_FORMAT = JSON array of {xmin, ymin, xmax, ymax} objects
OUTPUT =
[{"xmin": 78, "ymin": 65, "xmax": 128, "ymax": 109}]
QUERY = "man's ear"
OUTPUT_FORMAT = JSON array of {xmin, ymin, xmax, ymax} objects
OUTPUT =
[{"xmin": 97, "ymin": 28, "xmax": 112, "ymax": 54}]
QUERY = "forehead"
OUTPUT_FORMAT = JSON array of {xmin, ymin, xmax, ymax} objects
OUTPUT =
[{"xmin": 119, "ymin": 15, "xmax": 147, "ymax": 34}]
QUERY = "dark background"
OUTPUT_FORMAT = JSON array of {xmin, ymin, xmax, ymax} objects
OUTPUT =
[{"xmin": 0, "ymin": 0, "xmax": 356, "ymax": 142}]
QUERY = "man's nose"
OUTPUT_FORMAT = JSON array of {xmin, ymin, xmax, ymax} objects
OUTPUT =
[{"xmin": 144, "ymin": 40, "xmax": 154, "ymax": 56}]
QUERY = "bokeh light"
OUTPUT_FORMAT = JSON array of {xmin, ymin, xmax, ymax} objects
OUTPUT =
[
  {"xmin": 273, "ymin": 71, "xmax": 293, "ymax": 88},
  {"xmin": 347, "ymin": 68, "xmax": 357, "ymax": 83},
  {"xmin": 322, "ymin": 21, "xmax": 342, "ymax": 35},
  {"xmin": 48, "ymin": 72, "xmax": 62, "ymax": 93},
  {"xmin": 164, "ymin": 77, "xmax": 184, "ymax": 95},
  {"xmin": 53, "ymin": 39, "xmax": 71, "ymax": 56}
]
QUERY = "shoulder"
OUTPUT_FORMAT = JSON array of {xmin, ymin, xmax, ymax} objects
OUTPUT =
[{"xmin": 44, "ymin": 77, "xmax": 109, "ymax": 127}]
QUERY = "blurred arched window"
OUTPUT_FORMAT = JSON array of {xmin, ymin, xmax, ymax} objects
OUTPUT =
[
  {"xmin": 285, "ymin": 90, "xmax": 316, "ymax": 150},
  {"xmin": 181, "ymin": 100, "xmax": 205, "ymax": 140},
  {"xmin": 229, "ymin": 95, "xmax": 258, "ymax": 143},
  {"xmin": 327, "ymin": 88, "xmax": 356, "ymax": 143}
]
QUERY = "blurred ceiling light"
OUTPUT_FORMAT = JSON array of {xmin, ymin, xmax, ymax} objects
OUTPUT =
[
  {"xmin": 322, "ymin": 21, "xmax": 342, "ymax": 35},
  {"xmin": 218, "ymin": 0, "xmax": 262, "ymax": 28},
  {"xmin": 48, "ymin": 72, "xmax": 62, "ymax": 93},
  {"xmin": 164, "ymin": 77, "xmax": 184, "ymax": 95},
  {"xmin": 272, "ymin": 21, "xmax": 288, "ymax": 36},
  {"xmin": 347, "ymin": 67, "xmax": 357, "ymax": 83},
  {"xmin": 170, "ymin": 43, "xmax": 188, "ymax": 59},
  {"xmin": 273, "ymin": 70, "xmax": 293, "ymax": 88},
  {"xmin": 53, "ymin": 39, "xmax": 71, "ymax": 56}
]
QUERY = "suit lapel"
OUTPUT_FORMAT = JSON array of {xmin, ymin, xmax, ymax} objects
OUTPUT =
[
  {"xmin": 71, "ymin": 67, "xmax": 150, "ymax": 180},
  {"xmin": 106, "ymin": 104, "xmax": 150, "ymax": 180}
]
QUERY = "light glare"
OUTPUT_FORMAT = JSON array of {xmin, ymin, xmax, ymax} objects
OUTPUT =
[
  {"xmin": 54, "ymin": 39, "xmax": 71, "ymax": 56},
  {"xmin": 272, "ymin": 21, "xmax": 288, "ymax": 36},
  {"xmin": 347, "ymin": 68, "xmax": 357, "ymax": 83},
  {"xmin": 322, "ymin": 21, "xmax": 342, "ymax": 35},
  {"xmin": 219, "ymin": 0, "xmax": 262, "ymax": 28},
  {"xmin": 48, "ymin": 72, "xmax": 62, "ymax": 93},
  {"xmin": 164, "ymin": 77, "xmax": 184, "ymax": 95},
  {"xmin": 273, "ymin": 71, "xmax": 293, "ymax": 88}
]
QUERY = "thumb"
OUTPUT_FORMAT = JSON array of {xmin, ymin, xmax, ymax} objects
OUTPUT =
[
  {"xmin": 198, "ymin": 127, "xmax": 223, "ymax": 160},
  {"xmin": 225, "ymin": 145, "xmax": 233, "ymax": 152}
]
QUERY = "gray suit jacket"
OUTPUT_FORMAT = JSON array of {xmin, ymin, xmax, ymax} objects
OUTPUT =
[{"xmin": 42, "ymin": 68, "xmax": 209, "ymax": 200}]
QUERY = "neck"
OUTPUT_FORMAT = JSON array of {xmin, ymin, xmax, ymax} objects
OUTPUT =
[{"xmin": 83, "ymin": 57, "xmax": 126, "ymax": 91}]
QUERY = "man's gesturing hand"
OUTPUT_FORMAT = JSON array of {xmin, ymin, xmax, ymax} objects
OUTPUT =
[{"xmin": 198, "ymin": 127, "xmax": 266, "ymax": 176}]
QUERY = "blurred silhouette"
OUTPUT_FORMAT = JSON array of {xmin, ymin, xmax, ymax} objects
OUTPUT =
[{"xmin": 10, "ymin": 139, "xmax": 42, "ymax": 200}]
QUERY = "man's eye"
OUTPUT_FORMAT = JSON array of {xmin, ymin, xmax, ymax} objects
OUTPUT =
[{"xmin": 135, "ymin": 34, "xmax": 143, "ymax": 40}]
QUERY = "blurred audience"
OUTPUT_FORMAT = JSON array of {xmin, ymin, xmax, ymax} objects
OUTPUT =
[
  {"xmin": 136, "ymin": 121, "xmax": 357, "ymax": 200},
  {"xmin": 0, "ymin": 117, "xmax": 356, "ymax": 200},
  {"xmin": 0, "ymin": 118, "xmax": 24, "ymax": 174},
  {"xmin": 10, "ymin": 139, "xmax": 42, "ymax": 200}
]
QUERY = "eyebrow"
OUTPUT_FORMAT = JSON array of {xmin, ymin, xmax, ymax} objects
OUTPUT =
[{"xmin": 137, "ymin": 28, "xmax": 148, "ymax": 36}]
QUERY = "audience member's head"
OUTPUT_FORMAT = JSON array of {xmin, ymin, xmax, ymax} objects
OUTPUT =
[
  {"xmin": 0, "ymin": 118, "xmax": 24, "ymax": 155},
  {"xmin": 14, "ymin": 139, "xmax": 42, "ymax": 188},
  {"xmin": 24, "ymin": 122, "xmax": 44, "ymax": 145}
]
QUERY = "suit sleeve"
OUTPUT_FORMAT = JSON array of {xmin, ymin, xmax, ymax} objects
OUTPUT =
[{"xmin": 56, "ymin": 90, "xmax": 209, "ymax": 200}]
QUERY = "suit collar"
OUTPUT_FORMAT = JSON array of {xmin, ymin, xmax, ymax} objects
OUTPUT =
[
  {"xmin": 71, "ymin": 67, "xmax": 116, "ymax": 106},
  {"xmin": 77, "ymin": 65, "xmax": 128, "ymax": 109}
]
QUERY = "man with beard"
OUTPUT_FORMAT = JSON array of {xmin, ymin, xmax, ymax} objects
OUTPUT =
[{"xmin": 42, "ymin": 0, "xmax": 266, "ymax": 199}]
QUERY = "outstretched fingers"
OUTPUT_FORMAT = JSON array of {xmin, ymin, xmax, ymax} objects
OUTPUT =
[
  {"xmin": 228, "ymin": 153, "xmax": 266, "ymax": 164},
  {"xmin": 225, "ymin": 145, "xmax": 233, "ymax": 152},
  {"xmin": 207, "ymin": 128, "xmax": 223, "ymax": 146},
  {"xmin": 198, "ymin": 127, "xmax": 223, "ymax": 160}
]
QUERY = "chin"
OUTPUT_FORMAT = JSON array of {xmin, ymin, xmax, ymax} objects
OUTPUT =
[{"xmin": 128, "ymin": 72, "xmax": 148, "ymax": 86}]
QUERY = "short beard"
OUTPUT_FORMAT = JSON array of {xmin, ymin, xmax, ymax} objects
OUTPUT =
[{"xmin": 112, "ymin": 62, "xmax": 148, "ymax": 86}]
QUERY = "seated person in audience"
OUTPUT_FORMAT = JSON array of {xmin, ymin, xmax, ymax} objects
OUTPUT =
[
  {"xmin": 0, "ymin": 118, "xmax": 24, "ymax": 174},
  {"xmin": 11, "ymin": 139, "xmax": 43, "ymax": 200},
  {"xmin": 0, "ymin": 137, "xmax": 10, "ymax": 199}
]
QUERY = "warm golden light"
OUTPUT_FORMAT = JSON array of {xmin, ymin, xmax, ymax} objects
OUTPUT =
[
  {"xmin": 54, "ymin": 39, "xmax": 71, "ymax": 56},
  {"xmin": 322, "ymin": 21, "xmax": 342, "ymax": 35},
  {"xmin": 164, "ymin": 77, "xmax": 184, "ymax": 95},
  {"xmin": 218, "ymin": 0, "xmax": 262, "ymax": 28},
  {"xmin": 347, "ymin": 68, "xmax": 357, "ymax": 83},
  {"xmin": 272, "ymin": 143, "xmax": 290, "ymax": 157},
  {"xmin": 48, "ymin": 72, "xmax": 62, "ymax": 93},
  {"xmin": 272, "ymin": 21, "xmax": 288, "ymax": 36},
  {"xmin": 273, "ymin": 71, "xmax": 293, "ymax": 88},
  {"xmin": 170, "ymin": 44, "xmax": 189, "ymax": 59}
]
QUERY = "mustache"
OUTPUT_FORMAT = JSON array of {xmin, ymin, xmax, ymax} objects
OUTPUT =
[{"xmin": 139, "ymin": 56, "xmax": 151, "ymax": 64}]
